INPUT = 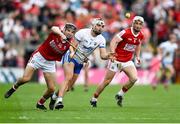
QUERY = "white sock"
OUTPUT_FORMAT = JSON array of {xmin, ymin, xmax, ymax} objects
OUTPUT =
[
  {"xmin": 56, "ymin": 97, "xmax": 63, "ymax": 103},
  {"xmin": 91, "ymin": 97, "xmax": 97, "ymax": 101},
  {"xmin": 52, "ymin": 92, "xmax": 57, "ymax": 100},
  {"xmin": 13, "ymin": 85, "xmax": 17, "ymax": 90},
  {"xmin": 117, "ymin": 89, "xmax": 124, "ymax": 96}
]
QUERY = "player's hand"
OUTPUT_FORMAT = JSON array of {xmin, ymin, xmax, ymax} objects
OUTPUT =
[
  {"xmin": 107, "ymin": 52, "xmax": 116, "ymax": 62},
  {"xmin": 70, "ymin": 52, "xmax": 75, "ymax": 58},
  {"xmin": 136, "ymin": 57, "xmax": 141, "ymax": 65},
  {"xmin": 60, "ymin": 31, "xmax": 67, "ymax": 43},
  {"xmin": 83, "ymin": 57, "xmax": 89, "ymax": 63},
  {"xmin": 84, "ymin": 61, "xmax": 89, "ymax": 68}
]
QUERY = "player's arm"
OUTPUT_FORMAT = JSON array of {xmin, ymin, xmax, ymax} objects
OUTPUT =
[
  {"xmin": 135, "ymin": 43, "xmax": 141, "ymax": 64},
  {"xmin": 99, "ymin": 48, "xmax": 115, "ymax": 61},
  {"xmin": 51, "ymin": 26, "xmax": 66, "ymax": 39},
  {"xmin": 69, "ymin": 46, "xmax": 75, "ymax": 58},
  {"xmin": 110, "ymin": 35, "xmax": 122, "ymax": 53},
  {"xmin": 69, "ymin": 40, "xmax": 78, "ymax": 58},
  {"xmin": 99, "ymin": 48, "xmax": 110, "ymax": 60}
]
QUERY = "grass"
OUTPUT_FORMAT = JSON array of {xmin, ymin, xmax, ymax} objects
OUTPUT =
[{"xmin": 0, "ymin": 83, "xmax": 180, "ymax": 123}]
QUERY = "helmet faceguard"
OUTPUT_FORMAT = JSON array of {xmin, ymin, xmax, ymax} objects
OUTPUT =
[
  {"xmin": 91, "ymin": 18, "xmax": 105, "ymax": 27},
  {"xmin": 64, "ymin": 23, "xmax": 77, "ymax": 32}
]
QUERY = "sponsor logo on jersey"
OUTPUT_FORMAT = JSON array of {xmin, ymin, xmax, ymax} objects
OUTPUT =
[{"xmin": 49, "ymin": 40, "xmax": 65, "ymax": 54}]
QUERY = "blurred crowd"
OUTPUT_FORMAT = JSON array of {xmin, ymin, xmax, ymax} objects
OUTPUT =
[{"xmin": 0, "ymin": 0, "xmax": 179, "ymax": 74}]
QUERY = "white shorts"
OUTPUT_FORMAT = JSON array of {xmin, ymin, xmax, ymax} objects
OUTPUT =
[
  {"xmin": 107, "ymin": 60, "xmax": 135, "ymax": 72},
  {"xmin": 27, "ymin": 52, "xmax": 56, "ymax": 72}
]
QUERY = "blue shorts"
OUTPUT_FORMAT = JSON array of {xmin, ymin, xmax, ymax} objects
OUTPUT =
[{"xmin": 62, "ymin": 51, "xmax": 83, "ymax": 74}]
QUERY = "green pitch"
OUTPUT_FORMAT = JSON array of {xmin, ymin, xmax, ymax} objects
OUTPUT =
[{"xmin": 0, "ymin": 83, "xmax": 180, "ymax": 123}]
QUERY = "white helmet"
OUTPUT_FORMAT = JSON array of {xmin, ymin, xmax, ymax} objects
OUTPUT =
[
  {"xmin": 133, "ymin": 16, "xmax": 144, "ymax": 23},
  {"xmin": 91, "ymin": 18, "xmax": 105, "ymax": 26}
]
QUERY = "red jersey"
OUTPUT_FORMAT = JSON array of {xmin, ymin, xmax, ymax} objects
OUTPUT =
[
  {"xmin": 37, "ymin": 32, "xmax": 71, "ymax": 61},
  {"xmin": 115, "ymin": 28, "xmax": 144, "ymax": 62}
]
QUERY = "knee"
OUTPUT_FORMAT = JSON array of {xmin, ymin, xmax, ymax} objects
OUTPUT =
[{"xmin": 65, "ymin": 74, "xmax": 73, "ymax": 82}]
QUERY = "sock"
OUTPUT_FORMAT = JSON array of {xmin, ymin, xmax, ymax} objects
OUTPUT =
[
  {"xmin": 12, "ymin": 85, "xmax": 17, "ymax": 90},
  {"xmin": 91, "ymin": 97, "xmax": 97, "ymax": 102},
  {"xmin": 118, "ymin": 87, "xmax": 128, "ymax": 96},
  {"xmin": 56, "ymin": 97, "xmax": 63, "ymax": 103},
  {"xmin": 52, "ymin": 92, "xmax": 57, "ymax": 100},
  {"xmin": 13, "ymin": 81, "xmax": 20, "ymax": 89},
  {"xmin": 38, "ymin": 97, "xmax": 46, "ymax": 105}
]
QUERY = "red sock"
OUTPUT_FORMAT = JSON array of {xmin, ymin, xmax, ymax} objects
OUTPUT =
[
  {"xmin": 94, "ymin": 93, "xmax": 99, "ymax": 98},
  {"xmin": 122, "ymin": 87, "xmax": 128, "ymax": 93},
  {"xmin": 38, "ymin": 97, "xmax": 46, "ymax": 105}
]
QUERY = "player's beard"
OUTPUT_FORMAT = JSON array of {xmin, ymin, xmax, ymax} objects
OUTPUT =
[
  {"xmin": 133, "ymin": 28, "xmax": 140, "ymax": 34},
  {"xmin": 93, "ymin": 30, "xmax": 101, "ymax": 35}
]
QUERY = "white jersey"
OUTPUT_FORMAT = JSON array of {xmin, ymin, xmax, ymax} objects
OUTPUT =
[
  {"xmin": 159, "ymin": 41, "xmax": 178, "ymax": 64},
  {"xmin": 74, "ymin": 28, "xmax": 106, "ymax": 63}
]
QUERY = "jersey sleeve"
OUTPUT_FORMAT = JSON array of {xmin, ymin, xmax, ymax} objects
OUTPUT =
[
  {"xmin": 159, "ymin": 42, "xmax": 165, "ymax": 49},
  {"xmin": 116, "ymin": 30, "xmax": 126, "ymax": 41},
  {"xmin": 99, "ymin": 37, "xmax": 106, "ymax": 48},
  {"xmin": 74, "ymin": 29, "xmax": 84, "ymax": 42}
]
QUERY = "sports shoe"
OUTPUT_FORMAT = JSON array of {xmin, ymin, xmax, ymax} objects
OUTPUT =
[
  {"xmin": 4, "ymin": 87, "xmax": 16, "ymax": 98},
  {"xmin": 90, "ymin": 99, "xmax": 97, "ymax": 107},
  {"xmin": 55, "ymin": 101, "xmax": 64, "ymax": 109},
  {"xmin": 49, "ymin": 96, "xmax": 56, "ymax": 110},
  {"xmin": 36, "ymin": 103, "xmax": 47, "ymax": 110},
  {"xmin": 115, "ymin": 94, "xmax": 123, "ymax": 107}
]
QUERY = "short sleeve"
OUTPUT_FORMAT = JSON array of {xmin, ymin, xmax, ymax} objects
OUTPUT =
[
  {"xmin": 75, "ymin": 29, "xmax": 84, "ymax": 42},
  {"xmin": 159, "ymin": 42, "xmax": 165, "ymax": 49},
  {"xmin": 116, "ymin": 30, "xmax": 126, "ymax": 41}
]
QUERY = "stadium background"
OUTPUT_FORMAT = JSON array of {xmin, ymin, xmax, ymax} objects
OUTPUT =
[{"xmin": 0, "ymin": 0, "xmax": 179, "ymax": 84}]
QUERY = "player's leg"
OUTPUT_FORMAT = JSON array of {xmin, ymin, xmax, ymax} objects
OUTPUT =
[
  {"xmin": 49, "ymin": 89, "xmax": 59, "ymax": 110},
  {"xmin": 36, "ymin": 72, "xmax": 56, "ymax": 110},
  {"xmin": 90, "ymin": 69, "xmax": 116, "ymax": 107},
  {"xmin": 67, "ymin": 73, "xmax": 79, "ymax": 91},
  {"xmin": 48, "ymin": 74, "xmax": 79, "ymax": 110},
  {"xmin": 4, "ymin": 65, "xmax": 35, "ymax": 98},
  {"xmin": 115, "ymin": 62, "xmax": 138, "ymax": 106},
  {"xmin": 90, "ymin": 61, "xmax": 118, "ymax": 107},
  {"xmin": 84, "ymin": 65, "xmax": 89, "ymax": 92},
  {"xmin": 55, "ymin": 62, "xmax": 75, "ymax": 109},
  {"xmin": 151, "ymin": 70, "xmax": 161, "ymax": 90},
  {"xmin": 163, "ymin": 65, "xmax": 175, "ymax": 90}
]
